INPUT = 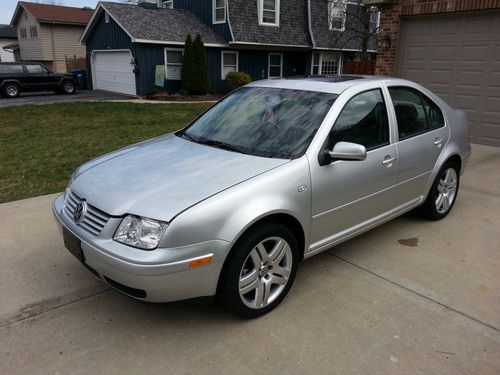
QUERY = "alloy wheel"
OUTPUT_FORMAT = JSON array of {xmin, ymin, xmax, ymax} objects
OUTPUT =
[
  {"xmin": 7, "ymin": 86, "xmax": 18, "ymax": 97},
  {"xmin": 435, "ymin": 167, "xmax": 457, "ymax": 214},
  {"xmin": 238, "ymin": 236, "xmax": 293, "ymax": 309}
]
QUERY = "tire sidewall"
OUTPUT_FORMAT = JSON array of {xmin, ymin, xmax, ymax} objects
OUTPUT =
[
  {"xmin": 220, "ymin": 223, "xmax": 299, "ymax": 318},
  {"xmin": 424, "ymin": 161, "xmax": 460, "ymax": 220}
]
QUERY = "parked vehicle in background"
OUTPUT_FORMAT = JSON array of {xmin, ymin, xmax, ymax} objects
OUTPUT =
[
  {"xmin": 0, "ymin": 62, "xmax": 76, "ymax": 98},
  {"xmin": 53, "ymin": 76, "xmax": 471, "ymax": 317}
]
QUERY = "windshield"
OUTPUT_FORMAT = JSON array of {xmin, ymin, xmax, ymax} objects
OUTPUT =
[{"xmin": 179, "ymin": 87, "xmax": 337, "ymax": 159}]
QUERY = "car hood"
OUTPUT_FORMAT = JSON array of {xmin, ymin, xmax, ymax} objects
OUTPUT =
[{"xmin": 71, "ymin": 134, "xmax": 289, "ymax": 221}]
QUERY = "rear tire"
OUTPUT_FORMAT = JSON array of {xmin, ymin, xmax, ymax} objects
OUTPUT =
[
  {"xmin": 2, "ymin": 82, "xmax": 21, "ymax": 98},
  {"xmin": 218, "ymin": 222, "xmax": 299, "ymax": 318},
  {"xmin": 420, "ymin": 161, "xmax": 460, "ymax": 220}
]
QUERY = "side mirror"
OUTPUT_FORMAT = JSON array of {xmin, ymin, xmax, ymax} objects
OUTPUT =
[{"xmin": 328, "ymin": 142, "xmax": 367, "ymax": 162}]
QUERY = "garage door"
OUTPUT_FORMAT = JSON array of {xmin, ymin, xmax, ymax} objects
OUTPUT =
[
  {"xmin": 92, "ymin": 51, "xmax": 136, "ymax": 96},
  {"xmin": 395, "ymin": 12, "xmax": 500, "ymax": 146}
]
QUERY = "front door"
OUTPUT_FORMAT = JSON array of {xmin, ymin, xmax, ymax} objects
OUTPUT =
[
  {"xmin": 24, "ymin": 64, "xmax": 57, "ymax": 90},
  {"xmin": 309, "ymin": 88, "xmax": 398, "ymax": 252}
]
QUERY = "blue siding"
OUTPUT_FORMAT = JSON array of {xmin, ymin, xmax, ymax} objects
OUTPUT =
[{"xmin": 174, "ymin": 0, "xmax": 232, "ymax": 41}]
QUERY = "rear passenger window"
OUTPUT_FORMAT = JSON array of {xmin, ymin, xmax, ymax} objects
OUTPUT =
[
  {"xmin": 327, "ymin": 89, "xmax": 389, "ymax": 151},
  {"xmin": 0, "ymin": 64, "xmax": 24, "ymax": 74},
  {"xmin": 389, "ymin": 87, "xmax": 445, "ymax": 140}
]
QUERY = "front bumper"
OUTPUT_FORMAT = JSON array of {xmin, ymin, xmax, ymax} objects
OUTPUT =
[{"xmin": 52, "ymin": 193, "xmax": 232, "ymax": 302}]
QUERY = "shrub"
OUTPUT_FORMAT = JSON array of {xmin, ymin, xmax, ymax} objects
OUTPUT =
[
  {"xmin": 225, "ymin": 71, "xmax": 252, "ymax": 92},
  {"xmin": 191, "ymin": 34, "xmax": 210, "ymax": 95},
  {"xmin": 181, "ymin": 34, "xmax": 196, "ymax": 94}
]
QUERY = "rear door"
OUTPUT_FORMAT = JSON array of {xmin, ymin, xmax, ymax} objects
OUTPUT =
[{"xmin": 388, "ymin": 86, "xmax": 449, "ymax": 203}]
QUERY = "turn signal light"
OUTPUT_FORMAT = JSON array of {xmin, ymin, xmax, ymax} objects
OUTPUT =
[{"xmin": 189, "ymin": 256, "xmax": 212, "ymax": 268}]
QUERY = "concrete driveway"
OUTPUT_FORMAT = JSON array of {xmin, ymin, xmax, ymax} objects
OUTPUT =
[
  {"xmin": 0, "ymin": 90, "xmax": 131, "ymax": 108},
  {"xmin": 0, "ymin": 144, "xmax": 499, "ymax": 374}
]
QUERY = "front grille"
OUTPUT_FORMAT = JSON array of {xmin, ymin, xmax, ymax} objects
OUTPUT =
[{"xmin": 64, "ymin": 189, "xmax": 111, "ymax": 236}]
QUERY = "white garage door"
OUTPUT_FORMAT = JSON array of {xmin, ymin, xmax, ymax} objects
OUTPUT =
[
  {"xmin": 92, "ymin": 51, "xmax": 136, "ymax": 96},
  {"xmin": 395, "ymin": 12, "xmax": 500, "ymax": 146}
]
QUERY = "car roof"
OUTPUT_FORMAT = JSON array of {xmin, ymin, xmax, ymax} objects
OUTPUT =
[{"xmin": 247, "ymin": 75, "xmax": 408, "ymax": 95}]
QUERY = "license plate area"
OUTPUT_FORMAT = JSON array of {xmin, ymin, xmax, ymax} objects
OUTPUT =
[{"xmin": 63, "ymin": 228, "xmax": 85, "ymax": 263}]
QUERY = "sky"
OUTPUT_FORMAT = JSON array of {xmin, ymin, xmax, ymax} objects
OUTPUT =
[{"xmin": 0, "ymin": 0, "xmax": 101, "ymax": 25}]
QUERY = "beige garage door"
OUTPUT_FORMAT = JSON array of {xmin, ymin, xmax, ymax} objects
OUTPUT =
[{"xmin": 395, "ymin": 12, "xmax": 500, "ymax": 146}]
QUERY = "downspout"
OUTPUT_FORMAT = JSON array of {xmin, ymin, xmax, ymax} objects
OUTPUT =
[
  {"xmin": 307, "ymin": 0, "xmax": 315, "ymax": 49},
  {"xmin": 226, "ymin": 0, "xmax": 235, "ymax": 42},
  {"xmin": 49, "ymin": 21, "xmax": 57, "ymax": 70}
]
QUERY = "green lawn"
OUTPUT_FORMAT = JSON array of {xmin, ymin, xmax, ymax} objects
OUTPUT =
[{"xmin": 0, "ymin": 102, "xmax": 211, "ymax": 203}]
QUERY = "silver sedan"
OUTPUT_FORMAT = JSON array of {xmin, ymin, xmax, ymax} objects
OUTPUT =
[{"xmin": 53, "ymin": 76, "xmax": 471, "ymax": 317}]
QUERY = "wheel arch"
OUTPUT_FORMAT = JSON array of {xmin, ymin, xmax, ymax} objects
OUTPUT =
[
  {"xmin": 215, "ymin": 211, "xmax": 306, "ymax": 295},
  {"xmin": 1, "ymin": 79, "xmax": 22, "ymax": 89}
]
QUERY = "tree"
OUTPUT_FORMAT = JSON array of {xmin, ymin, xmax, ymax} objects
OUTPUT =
[
  {"xmin": 325, "ymin": 0, "xmax": 380, "ymax": 60},
  {"xmin": 192, "ymin": 34, "xmax": 209, "ymax": 95},
  {"xmin": 181, "ymin": 34, "xmax": 195, "ymax": 94}
]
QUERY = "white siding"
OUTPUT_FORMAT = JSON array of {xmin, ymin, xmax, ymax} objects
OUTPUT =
[{"xmin": 0, "ymin": 39, "xmax": 16, "ymax": 62}]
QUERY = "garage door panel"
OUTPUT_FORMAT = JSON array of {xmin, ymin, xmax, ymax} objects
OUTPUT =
[
  {"xmin": 396, "ymin": 12, "xmax": 500, "ymax": 146},
  {"xmin": 92, "ymin": 51, "xmax": 136, "ymax": 96}
]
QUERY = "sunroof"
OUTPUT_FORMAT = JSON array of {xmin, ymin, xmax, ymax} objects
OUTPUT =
[{"xmin": 304, "ymin": 75, "xmax": 365, "ymax": 83}]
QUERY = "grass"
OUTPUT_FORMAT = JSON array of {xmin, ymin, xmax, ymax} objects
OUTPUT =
[{"xmin": 0, "ymin": 102, "xmax": 211, "ymax": 203}]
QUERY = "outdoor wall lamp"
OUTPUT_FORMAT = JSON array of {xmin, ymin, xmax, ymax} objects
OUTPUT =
[{"xmin": 378, "ymin": 35, "xmax": 391, "ymax": 49}]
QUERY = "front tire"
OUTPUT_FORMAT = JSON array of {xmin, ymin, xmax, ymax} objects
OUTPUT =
[
  {"xmin": 2, "ymin": 82, "xmax": 21, "ymax": 98},
  {"xmin": 421, "ymin": 161, "xmax": 460, "ymax": 220},
  {"xmin": 60, "ymin": 80, "xmax": 75, "ymax": 95},
  {"xmin": 218, "ymin": 223, "xmax": 299, "ymax": 318}
]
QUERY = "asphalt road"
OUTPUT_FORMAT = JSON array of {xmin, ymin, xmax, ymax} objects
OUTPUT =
[
  {"xmin": 0, "ymin": 144, "xmax": 499, "ymax": 374},
  {"xmin": 0, "ymin": 90, "xmax": 131, "ymax": 108}
]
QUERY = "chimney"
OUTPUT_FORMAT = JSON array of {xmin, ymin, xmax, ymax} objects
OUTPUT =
[{"xmin": 138, "ymin": 0, "xmax": 159, "ymax": 9}]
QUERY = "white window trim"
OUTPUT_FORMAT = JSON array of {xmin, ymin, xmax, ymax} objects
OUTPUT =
[
  {"xmin": 258, "ymin": 0, "xmax": 280, "ymax": 27},
  {"xmin": 164, "ymin": 48, "xmax": 183, "ymax": 80},
  {"xmin": 104, "ymin": 12, "xmax": 109, "ymax": 23},
  {"xmin": 328, "ymin": 0, "xmax": 347, "ymax": 32},
  {"xmin": 161, "ymin": 0, "xmax": 174, "ymax": 9},
  {"xmin": 268, "ymin": 52, "xmax": 283, "ymax": 78},
  {"xmin": 310, "ymin": 52, "xmax": 343, "ymax": 75},
  {"xmin": 212, "ymin": 0, "xmax": 226, "ymax": 24},
  {"xmin": 221, "ymin": 50, "xmax": 238, "ymax": 80}
]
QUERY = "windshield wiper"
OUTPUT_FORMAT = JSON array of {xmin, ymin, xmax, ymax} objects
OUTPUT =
[
  {"xmin": 177, "ymin": 131, "xmax": 197, "ymax": 142},
  {"xmin": 198, "ymin": 139, "xmax": 249, "ymax": 155}
]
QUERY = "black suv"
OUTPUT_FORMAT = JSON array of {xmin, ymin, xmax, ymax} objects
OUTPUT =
[{"xmin": 0, "ymin": 62, "xmax": 76, "ymax": 98}]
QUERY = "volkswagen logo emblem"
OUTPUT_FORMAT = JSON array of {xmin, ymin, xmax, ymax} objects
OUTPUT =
[{"xmin": 74, "ymin": 200, "xmax": 87, "ymax": 224}]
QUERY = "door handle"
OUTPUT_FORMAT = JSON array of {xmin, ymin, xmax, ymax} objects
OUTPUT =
[
  {"xmin": 382, "ymin": 155, "xmax": 396, "ymax": 166},
  {"xmin": 434, "ymin": 137, "xmax": 443, "ymax": 147}
]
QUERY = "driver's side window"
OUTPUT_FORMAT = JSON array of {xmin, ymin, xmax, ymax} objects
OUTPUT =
[{"xmin": 327, "ymin": 89, "xmax": 389, "ymax": 151}]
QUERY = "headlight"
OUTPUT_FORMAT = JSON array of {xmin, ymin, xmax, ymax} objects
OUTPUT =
[{"xmin": 113, "ymin": 215, "xmax": 167, "ymax": 250}]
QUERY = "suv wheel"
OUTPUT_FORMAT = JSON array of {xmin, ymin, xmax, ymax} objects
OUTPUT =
[
  {"xmin": 218, "ymin": 222, "xmax": 299, "ymax": 318},
  {"xmin": 3, "ymin": 83, "xmax": 21, "ymax": 98},
  {"xmin": 61, "ymin": 81, "xmax": 75, "ymax": 95},
  {"xmin": 421, "ymin": 161, "xmax": 460, "ymax": 220}
]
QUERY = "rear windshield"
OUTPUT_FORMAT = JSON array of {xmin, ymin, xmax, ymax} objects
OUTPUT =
[
  {"xmin": 180, "ymin": 87, "xmax": 337, "ymax": 159},
  {"xmin": 0, "ymin": 65, "xmax": 24, "ymax": 74}
]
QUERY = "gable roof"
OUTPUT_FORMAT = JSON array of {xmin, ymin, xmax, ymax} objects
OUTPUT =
[
  {"xmin": 11, "ymin": 2, "xmax": 93, "ymax": 26},
  {"xmin": 81, "ymin": 2, "xmax": 227, "ymax": 46},
  {"xmin": 0, "ymin": 24, "xmax": 17, "ymax": 39}
]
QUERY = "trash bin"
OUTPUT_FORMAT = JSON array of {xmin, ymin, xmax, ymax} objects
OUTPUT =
[{"xmin": 69, "ymin": 69, "xmax": 87, "ymax": 90}]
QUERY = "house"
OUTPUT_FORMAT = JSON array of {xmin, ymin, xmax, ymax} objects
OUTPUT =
[
  {"xmin": 373, "ymin": 0, "xmax": 500, "ymax": 147},
  {"xmin": 80, "ymin": 0, "xmax": 379, "ymax": 96},
  {"xmin": 10, "ymin": 2, "xmax": 93, "ymax": 72},
  {"xmin": 0, "ymin": 24, "xmax": 17, "ymax": 62}
]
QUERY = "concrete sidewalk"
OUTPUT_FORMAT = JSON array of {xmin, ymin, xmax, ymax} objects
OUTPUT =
[{"xmin": 0, "ymin": 144, "xmax": 499, "ymax": 374}]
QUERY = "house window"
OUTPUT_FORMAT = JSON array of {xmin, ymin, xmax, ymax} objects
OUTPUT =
[
  {"xmin": 213, "ymin": 0, "xmax": 226, "ymax": 24},
  {"xmin": 221, "ymin": 51, "xmax": 238, "ymax": 79},
  {"xmin": 259, "ymin": 0, "xmax": 280, "ymax": 26},
  {"xmin": 105, "ymin": 12, "xmax": 110, "ymax": 23},
  {"xmin": 164, "ymin": 48, "xmax": 183, "ymax": 80},
  {"xmin": 328, "ymin": 0, "xmax": 347, "ymax": 31},
  {"xmin": 20, "ymin": 28, "xmax": 27, "ymax": 38},
  {"xmin": 162, "ymin": 0, "xmax": 174, "ymax": 9},
  {"xmin": 29, "ymin": 26, "xmax": 38, "ymax": 38},
  {"xmin": 311, "ymin": 52, "xmax": 342, "ymax": 75},
  {"xmin": 369, "ymin": 7, "xmax": 381, "ymax": 34},
  {"xmin": 268, "ymin": 53, "xmax": 283, "ymax": 78}
]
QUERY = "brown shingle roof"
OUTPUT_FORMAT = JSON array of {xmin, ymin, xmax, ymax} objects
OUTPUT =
[{"xmin": 20, "ymin": 2, "xmax": 92, "ymax": 25}]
